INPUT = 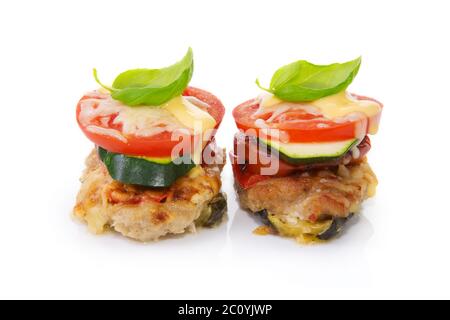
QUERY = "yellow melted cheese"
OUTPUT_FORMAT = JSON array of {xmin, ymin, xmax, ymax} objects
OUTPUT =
[
  {"xmin": 164, "ymin": 96, "xmax": 217, "ymax": 134},
  {"xmin": 79, "ymin": 92, "xmax": 216, "ymax": 140},
  {"xmin": 164, "ymin": 96, "xmax": 217, "ymax": 164},
  {"xmin": 260, "ymin": 91, "xmax": 382, "ymax": 134}
]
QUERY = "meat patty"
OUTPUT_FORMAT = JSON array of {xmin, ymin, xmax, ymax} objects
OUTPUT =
[
  {"xmin": 237, "ymin": 159, "xmax": 378, "ymax": 243},
  {"xmin": 73, "ymin": 149, "xmax": 226, "ymax": 242}
]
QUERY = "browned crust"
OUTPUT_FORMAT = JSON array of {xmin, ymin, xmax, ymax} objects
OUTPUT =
[
  {"xmin": 237, "ymin": 159, "xmax": 378, "ymax": 222},
  {"xmin": 73, "ymin": 149, "xmax": 224, "ymax": 241}
]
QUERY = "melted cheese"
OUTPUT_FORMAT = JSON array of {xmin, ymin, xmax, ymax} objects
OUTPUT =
[
  {"xmin": 164, "ymin": 96, "xmax": 216, "ymax": 134},
  {"xmin": 259, "ymin": 91, "xmax": 382, "ymax": 135},
  {"xmin": 115, "ymin": 104, "xmax": 184, "ymax": 137},
  {"xmin": 79, "ymin": 92, "xmax": 216, "ymax": 141},
  {"xmin": 312, "ymin": 92, "xmax": 380, "ymax": 119}
]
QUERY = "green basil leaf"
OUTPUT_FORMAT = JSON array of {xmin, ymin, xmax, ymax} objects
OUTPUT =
[
  {"xmin": 93, "ymin": 68, "xmax": 116, "ymax": 92},
  {"xmin": 94, "ymin": 48, "xmax": 194, "ymax": 106},
  {"xmin": 257, "ymin": 57, "xmax": 361, "ymax": 102}
]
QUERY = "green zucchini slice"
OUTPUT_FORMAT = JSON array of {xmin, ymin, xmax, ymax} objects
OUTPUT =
[
  {"xmin": 255, "ymin": 209, "xmax": 354, "ymax": 241},
  {"xmin": 259, "ymin": 138, "xmax": 358, "ymax": 165},
  {"xmin": 97, "ymin": 147, "xmax": 196, "ymax": 188},
  {"xmin": 196, "ymin": 193, "xmax": 228, "ymax": 227}
]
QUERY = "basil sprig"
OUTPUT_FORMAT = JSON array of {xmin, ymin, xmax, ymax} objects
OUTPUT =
[
  {"xmin": 256, "ymin": 57, "xmax": 362, "ymax": 102},
  {"xmin": 94, "ymin": 48, "xmax": 194, "ymax": 106}
]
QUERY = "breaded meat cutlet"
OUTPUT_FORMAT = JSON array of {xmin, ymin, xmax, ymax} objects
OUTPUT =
[
  {"xmin": 74, "ymin": 149, "xmax": 227, "ymax": 242},
  {"xmin": 236, "ymin": 159, "xmax": 377, "ymax": 243}
]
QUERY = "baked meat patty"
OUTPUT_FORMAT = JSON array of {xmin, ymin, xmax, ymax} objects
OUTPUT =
[
  {"xmin": 237, "ymin": 159, "xmax": 377, "ymax": 243},
  {"xmin": 74, "ymin": 149, "xmax": 227, "ymax": 242}
]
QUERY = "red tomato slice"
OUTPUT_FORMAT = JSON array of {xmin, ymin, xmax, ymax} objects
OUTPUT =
[
  {"xmin": 77, "ymin": 87, "xmax": 225, "ymax": 158},
  {"xmin": 230, "ymin": 153, "xmax": 270, "ymax": 190},
  {"xmin": 233, "ymin": 94, "xmax": 382, "ymax": 143}
]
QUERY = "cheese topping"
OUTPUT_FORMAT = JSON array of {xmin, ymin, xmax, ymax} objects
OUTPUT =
[
  {"xmin": 79, "ymin": 92, "xmax": 217, "ymax": 142},
  {"xmin": 258, "ymin": 91, "xmax": 382, "ymax": 134},
  {"xmin": 164, "ymin": 96, "xmax": 217, "ymax": 134}
]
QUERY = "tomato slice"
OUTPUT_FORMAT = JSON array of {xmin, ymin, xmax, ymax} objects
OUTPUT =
[
  {"xmin": 232, "ymin": 94, "xmax": 382, "ymax": 143},
  {"xmin": 77, "ymin": 87, "xmax": 225, "ymax": 158},
  {"xmin": 230, "ymin": 154, "xmax": 270, "ymax": 190}
]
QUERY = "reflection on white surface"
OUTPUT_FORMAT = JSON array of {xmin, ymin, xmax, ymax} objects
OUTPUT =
[{"xmin": 228, "ymin": 205, "xmax": 375, "ymax": 289}]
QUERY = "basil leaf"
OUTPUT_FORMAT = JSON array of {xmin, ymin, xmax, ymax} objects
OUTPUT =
[
  {"xmin": 257, "ymin": 57, "xmax": 361, "ymax": 102},
  {"xmin": 94, "ymin": 48, "xmax": 194, "ymax": 106},
  {"xmin": 93, "ymin": 68, "xmax": 115, "ymax": 92}
]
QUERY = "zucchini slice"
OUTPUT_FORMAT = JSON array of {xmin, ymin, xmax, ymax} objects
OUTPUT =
[
  {"xmin": 268, "ymin": 214, "xmax": 333, "ymax": 238},
  {"xmin": 316, "ymin": 214, "xmax": 354, "ymax": 241},
  {"xmin": 254, "ymin": 209, "xmax": 354, "ymax": 242},
  {"xmin": 98, "ymin": 147, "xmax": 196, "ymax": 188},
  {"xmin": 196, "ymin": 193, "xmax": 228, "ymax": 227},
  {"xmin": 259, "ymin": 138, "xmax": 358, "ymax": 165}
]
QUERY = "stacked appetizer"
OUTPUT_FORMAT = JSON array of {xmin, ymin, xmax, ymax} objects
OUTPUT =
[
  {"xmin": 74, "ymin": 49, "xmax": 227, "ymax": 241},
  {"xmin": 232, "ymin": 57, "xmax": 382, "ymax": 243}
]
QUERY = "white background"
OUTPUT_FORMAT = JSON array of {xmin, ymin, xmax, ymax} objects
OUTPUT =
[{"xmin": 0, "ymin": 0, "xmax": 449, "ymax": 300}]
